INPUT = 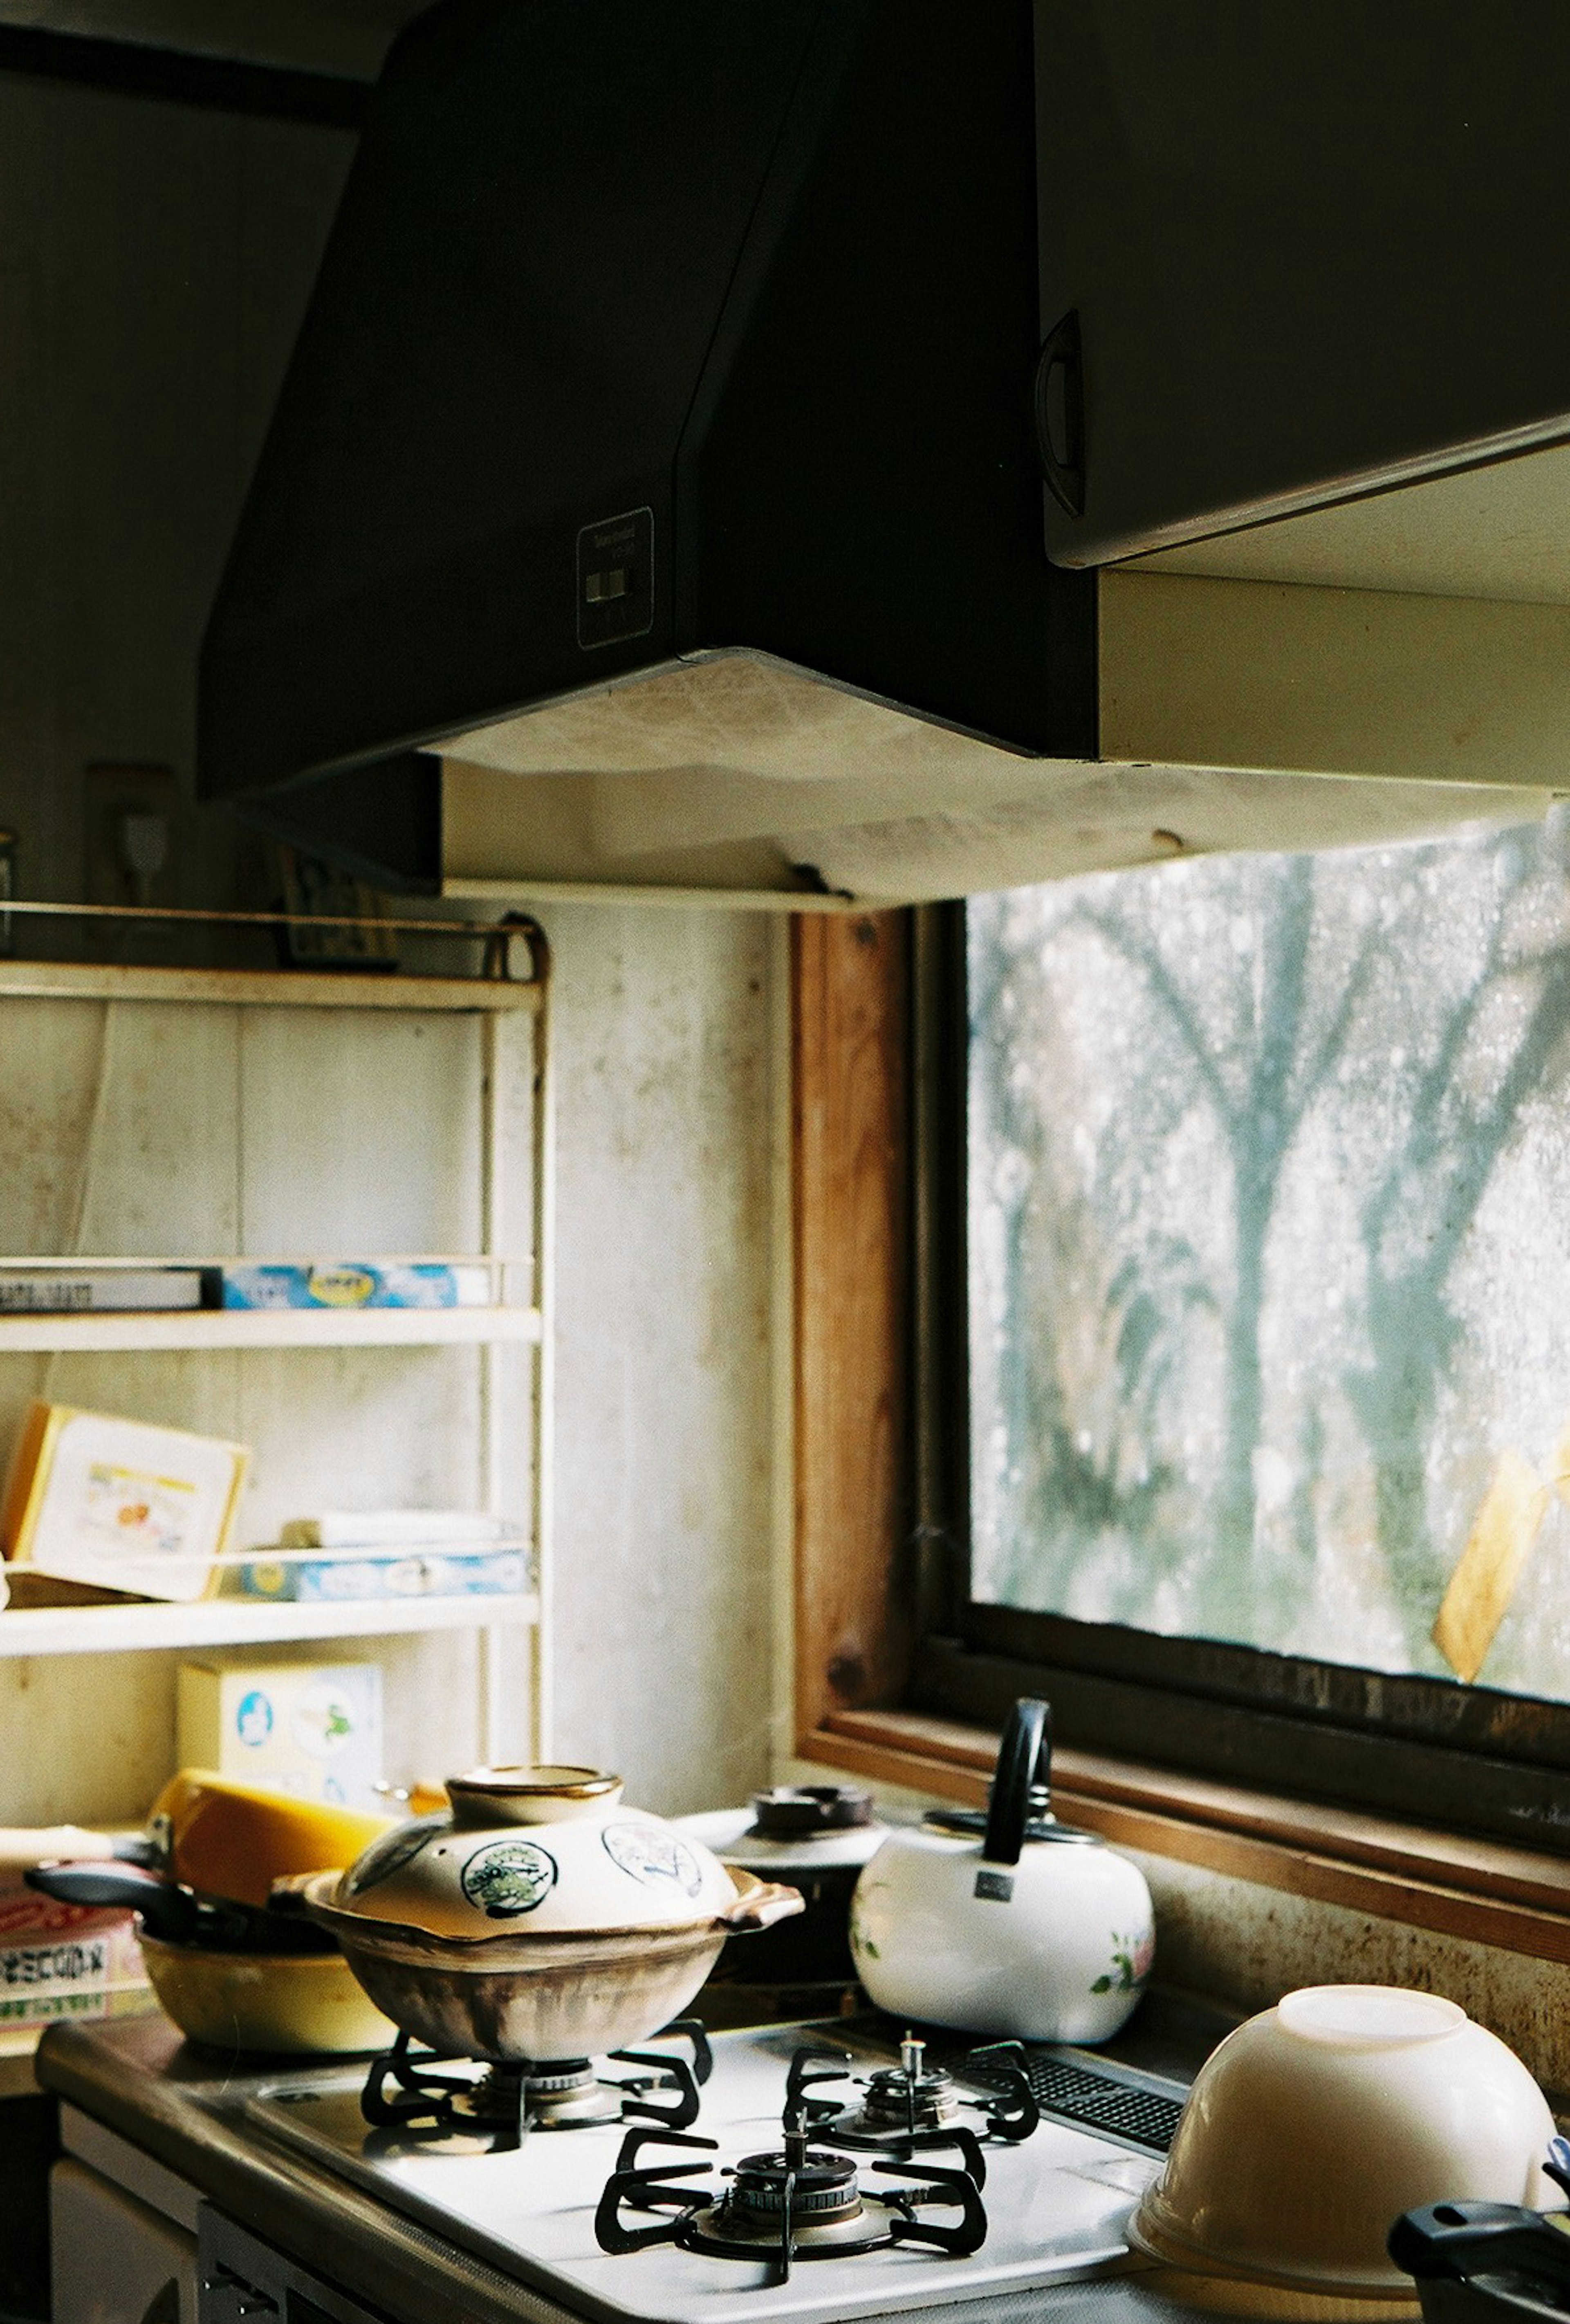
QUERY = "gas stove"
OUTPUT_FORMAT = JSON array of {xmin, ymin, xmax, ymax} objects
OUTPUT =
[{"xmin": 245, "ymin": 2019, "xmax": 1171, "ymax": 2324}]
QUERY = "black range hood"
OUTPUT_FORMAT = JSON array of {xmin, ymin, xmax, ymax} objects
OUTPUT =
[
  {"xmin": 200, "ymin": 0, "xmax": 1559, "ymax": 902},
  {"xmin": 201, "ymin": 0, "xmax": 1103, "ymax": 893}
]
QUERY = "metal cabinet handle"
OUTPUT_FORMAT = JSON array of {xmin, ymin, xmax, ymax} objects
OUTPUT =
[{"xmin": 1034, "ymin": 310, "xmax": 1085, "ymax": 518}]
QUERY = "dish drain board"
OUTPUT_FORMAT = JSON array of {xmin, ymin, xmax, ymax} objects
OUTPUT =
[{"xmin": 1024, "ymin": 2054, "xmax": 1184, "ymax": 2151}]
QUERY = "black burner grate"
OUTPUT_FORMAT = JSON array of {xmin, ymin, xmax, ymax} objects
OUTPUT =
[{"xmin": 1021, "ymin": 2057, "xmax": 1183, "ymax": 2151}]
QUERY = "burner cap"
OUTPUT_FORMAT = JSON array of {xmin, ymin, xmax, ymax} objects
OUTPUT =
[
  {"xmin": 732, "ymin": 2147, "xmax": 861, "ymax": 2216},
  {"xmin": 858, "ymin": 2062, "xmax": 960, "ymax": 2131},
  {"xmin": 519, "ymin": 2061, "xmax": 595, "ymax": 2095}
]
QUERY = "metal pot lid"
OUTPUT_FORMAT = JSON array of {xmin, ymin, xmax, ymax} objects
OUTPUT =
[
  {"xmin": 749, "ymin": 1784, "xmax": 875, "ymax": 1837},
  {"xmin": 674, "ymin": 1804, "xmax": 889, "ymax": 1872}
]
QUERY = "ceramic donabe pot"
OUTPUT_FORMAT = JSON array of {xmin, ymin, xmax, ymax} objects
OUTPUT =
[
  {"xmin": 334, "ymin": 1764, "xmax": 738, "ymax": 1940},
  {"xmin": 850, "ymin": 1699, "xmax": 1154, "ymax": 2044},
  {"xmin": 300, "ymin": 1864, "xmax": 798, "ymax": 2062},
  {"xmin": 301, "ymin": 1764, "xmax": 803, "ymax": 2063}
]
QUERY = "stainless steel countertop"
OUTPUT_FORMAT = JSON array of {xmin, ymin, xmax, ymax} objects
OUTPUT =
[{"xmin": 36, "ymin": 2007, "xmax": 1235, "ymax": 2324}]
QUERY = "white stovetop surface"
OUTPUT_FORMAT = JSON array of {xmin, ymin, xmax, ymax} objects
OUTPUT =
[{"xmin": 246, "ymin": 2021, "xmax": 1160, "ymax": 2324}]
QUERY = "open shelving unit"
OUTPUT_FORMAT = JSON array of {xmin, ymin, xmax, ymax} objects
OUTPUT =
[
  {"xmin": 0, "ymin": 947, "xmax": 553, "ymax": 1710},
  {"xmin": 0, "ymin": 922, "xmax": 556, "ymax": 2084}
]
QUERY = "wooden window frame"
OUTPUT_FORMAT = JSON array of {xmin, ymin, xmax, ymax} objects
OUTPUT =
[{"xmin": 791, "ymin": 907, "xmax": 1570, "ymax": 1967}]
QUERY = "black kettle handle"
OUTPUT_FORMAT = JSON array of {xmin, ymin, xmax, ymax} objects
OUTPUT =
[{"xmin": 983, "ymin": 1699, "xmax": 1051, "ymax": 1867}]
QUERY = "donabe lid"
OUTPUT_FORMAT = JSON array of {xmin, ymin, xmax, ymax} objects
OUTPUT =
[{"xmin": 334, "ymin": 1766, "xmax": 739, "ymax": 1938}]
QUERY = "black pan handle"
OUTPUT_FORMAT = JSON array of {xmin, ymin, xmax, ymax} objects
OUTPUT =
[
  {"xmin": 28, "ymin": 1859, "xmax": 333, "ymax": 1955},
  {"xmin": 1034, "ymin": 310, "xmax": 1085, "ymax": 519},
  {"xmin": 27, "ymin": 1858, "xmax": 203, "ymax": 1943},
  {"xmin": 1389, "ymin": 2203, "xmax": 1570, "ymax": 2292},
  {"xmin": 982, "ymin": 1699, "xmax": 1051, "ymax": 1867}
]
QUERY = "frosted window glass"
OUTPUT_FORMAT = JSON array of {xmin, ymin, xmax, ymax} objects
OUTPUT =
[{"xmin": 967, "ymin": 819, "xmax": 1570, "ymax": 1696}]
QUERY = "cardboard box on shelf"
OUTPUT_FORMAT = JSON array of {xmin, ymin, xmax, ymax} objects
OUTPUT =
[
  {"xmin": 225, "ymin": 1545, "xmax": 529, "ymax": 1603},
  {"xmin": 0, "ymin": 1402, "xmax": 249, "ymax": 1603},
  {"xmin": 217, "ymin": 1263, "xmax": 489, "ymax": 1310},
  {"xmin": 177, "ymin": 1658, "xmax": 384, "ymax": 1810}
]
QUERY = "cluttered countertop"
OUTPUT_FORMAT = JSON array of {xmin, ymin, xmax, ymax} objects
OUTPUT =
[
  {"xmin": 30, "ymin": 1732, "xmax": 1238, "ymax": 2324},
  {"xmin": 31, "ymin": 1723, "xmax": 1570, "ymax": 2324}
]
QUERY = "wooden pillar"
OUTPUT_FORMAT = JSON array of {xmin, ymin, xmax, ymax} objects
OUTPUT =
[{"xmin": 792, "ymin": 910, "xmax": 913, "ymax": 1744}]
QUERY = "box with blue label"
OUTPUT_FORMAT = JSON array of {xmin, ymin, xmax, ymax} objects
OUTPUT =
[
  {"xmin": 227, "ymin": 1547, "xmax": 530, "ymax": 1604},
  {"xmin": 218, "ymin": 1262, "xmax": 490, "ymax": 1311},
  {"xmin": 176, "ymin": 1658, "xmax": 383, "ymax": 1810}
]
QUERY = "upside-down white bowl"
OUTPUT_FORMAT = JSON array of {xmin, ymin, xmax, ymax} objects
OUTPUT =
[{"xmin": 1130, "ymin": 1986, "xmax": 1555, "ymax": 2299}]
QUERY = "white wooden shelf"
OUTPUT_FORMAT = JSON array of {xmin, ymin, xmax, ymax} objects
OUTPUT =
[
  {"xmin": 0, "ymin": 958, "xmax": 540, "ymax": 1012},
  {"xmin": 0, "ymin": 1304, "xmax": 541, "ymax": 1353},
  {"xmin": 0, "ymin": 925, "xmax": 554, "ymax": 1783},
  {"xmin": 0, "ymin": 1590, "xmax": 539, "ymax": 1658}
]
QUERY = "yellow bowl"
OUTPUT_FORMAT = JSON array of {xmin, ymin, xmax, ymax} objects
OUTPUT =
[{"xmin": 139, "ymin": 1934, "xmax": 395, "ymax": 2055}]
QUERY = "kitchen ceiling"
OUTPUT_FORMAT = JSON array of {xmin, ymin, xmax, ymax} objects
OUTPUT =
[{"xmin": 0, "ymin": 0, "xmax": 424, "ymax": 78}]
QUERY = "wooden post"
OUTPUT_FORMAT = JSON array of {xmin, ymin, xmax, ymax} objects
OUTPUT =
[{"xmin": 792, "ymin": 911, "xmax": 913, "ymax": 1745}]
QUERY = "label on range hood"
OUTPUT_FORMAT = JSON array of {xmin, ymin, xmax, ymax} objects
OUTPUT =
[{"xmin": 578, "ymin": 507, "xmax": 655, "ymax": 650}]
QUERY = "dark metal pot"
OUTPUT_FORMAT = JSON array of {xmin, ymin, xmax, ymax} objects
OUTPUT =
[{"xmin": 677, "ymin": 1786, "xmax": 886, "ymax": 1993}]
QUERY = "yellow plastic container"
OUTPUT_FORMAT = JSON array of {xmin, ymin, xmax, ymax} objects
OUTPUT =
[{"xmin": 147, "ymin": 1770, "xmax": 398, "ymax": 1909}]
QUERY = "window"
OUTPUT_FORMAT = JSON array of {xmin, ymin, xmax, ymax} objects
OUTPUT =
[
  {"xmin": 967, "ymin": 818, "xmax": 1570, "ymax": 1700},
  {"xmin": 910, "ymin": 815, "xmax": 1570, "ymax": 1849}
]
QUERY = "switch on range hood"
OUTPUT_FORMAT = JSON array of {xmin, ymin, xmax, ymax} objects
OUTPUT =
[{"xmin": 198, "ymin": 0, "xmax": 1558, "ymax": 906}]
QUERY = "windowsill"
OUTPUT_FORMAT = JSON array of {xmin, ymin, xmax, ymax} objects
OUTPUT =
[{"xmin": 799, "ymin": 1705, "xmax": 1570, "ymax": 1965}]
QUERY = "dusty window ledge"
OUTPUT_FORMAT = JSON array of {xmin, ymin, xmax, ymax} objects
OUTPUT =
[{"xmin": 800, "ymin": 1706, "xmax": 1570, "ymax": 1966}]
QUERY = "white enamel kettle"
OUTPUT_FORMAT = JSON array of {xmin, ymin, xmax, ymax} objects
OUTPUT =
[{"xmin": 849, "ymin": 1698, "xmax": 1154, "ymax": 2043}]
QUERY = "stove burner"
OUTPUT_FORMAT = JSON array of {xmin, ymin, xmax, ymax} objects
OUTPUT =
[
  {"xmin": 731, "ymin": 2148, "xmax": 863, "ymax": 2222},
  {"xmin": 856, "ymin": 2061, "xmax": 960, "ymax": 2135},
  {"xmin": 685, "ymin": 2140, "xmax": 890, "ymax": 2261},
  {"xmin": 814, "ymin": 2033, "xmax": 1039, "ymax": 2147},
  {"xmin": 361, "ymin": 2021, "xmax": 712, "ymax": 2148},
  {"xmin": 594, "ymin": 2044, "xmax": 991, "ymax": 2284}
]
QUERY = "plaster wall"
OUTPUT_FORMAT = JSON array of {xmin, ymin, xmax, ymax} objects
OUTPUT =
[
  {"xmin": 543, "ymin": 903, "xmax": 781, "ymax": 1813},
  {"xmin": 0, "ymin": 68, "xmax": 352, "ymax": 908}
]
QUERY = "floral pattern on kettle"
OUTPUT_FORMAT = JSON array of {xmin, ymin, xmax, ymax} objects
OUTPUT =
[
  {"xmin": 459, "ymin": 1838, "xmax": 558, "ymax": 1918},
  {"xmin": 1091, "ymin": 1929, "xmax": 1155, "ymax": 1996},
  {"xmin": 601, "ymin": 1820, "xmax": 704, "ymax": 1896}
]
